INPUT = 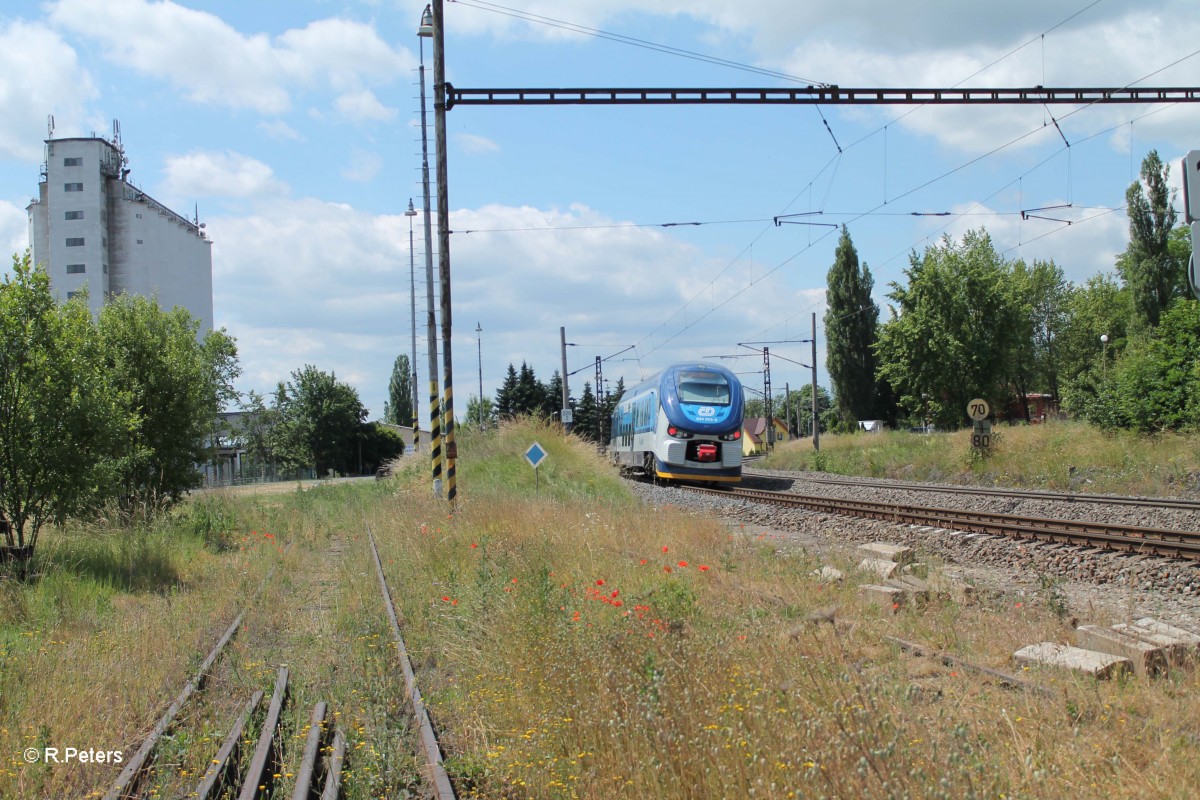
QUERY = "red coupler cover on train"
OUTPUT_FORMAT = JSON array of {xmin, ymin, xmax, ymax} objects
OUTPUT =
[{"xmin": 696, "ymin": 443, "xmax": 718, "ymax": 462}]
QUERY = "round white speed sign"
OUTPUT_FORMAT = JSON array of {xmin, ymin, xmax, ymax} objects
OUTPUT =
[{"xmin": 967, "ymin": 398, "xmax": 990, "ymax": 421}]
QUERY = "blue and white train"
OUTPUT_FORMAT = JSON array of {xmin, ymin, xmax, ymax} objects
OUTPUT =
[{"xmin": 609, "ymin": 362, "xmax": 744, "ymax": 484}]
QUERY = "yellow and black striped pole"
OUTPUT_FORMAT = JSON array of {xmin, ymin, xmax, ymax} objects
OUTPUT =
[
  {"xmin": 418, "ymin": 10, "xmax": 443, "ymax": 497},
  {"xmin": 433, "ymin": 0, "xmax": 457, "ymax": 503}
]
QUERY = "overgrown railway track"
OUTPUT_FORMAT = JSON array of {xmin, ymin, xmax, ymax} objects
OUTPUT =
[
  {"xmin": 685, "ymin": 484, "xmax": 1200, "ymax": 561},
  {"xmin": 96, "ymin": 526, "xmax": 458, "ymax": 800}
]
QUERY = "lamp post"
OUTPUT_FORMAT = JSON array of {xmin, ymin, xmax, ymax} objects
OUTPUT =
[
  {"xmin": 405, "ymin": 199, "xmax": 419, "ymax": 452},
  {"xmin": 476, "ymin": 322, "xmax": 484, "ymax": 429},
  {"xmin": 418, "ymin": 6, "xmax": 442, "ymax": 497},
  {"xmin": 1100, "ymin": 334, "xmax": 1109, "ymax": 381}
]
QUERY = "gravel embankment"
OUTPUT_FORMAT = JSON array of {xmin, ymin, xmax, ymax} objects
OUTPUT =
[{"xmin": 629, "ymin": 471, "xmax": 1200, "ymax": 631}]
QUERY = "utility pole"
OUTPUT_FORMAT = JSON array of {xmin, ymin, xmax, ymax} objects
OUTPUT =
[
  {"xmin": 417, "ymin": 6, "xmax": 442, "ymax": 497},
  {"xmin": 476, "ymin": 322, "xmax": 484, "ymax": 429},
  {"xmin": 762, "ymin": 347, "xmax": 772, "ymax": 449},
  {"xmin": 784, "ymin": 382, "xmax": 790, "ymax": 439},
  {"xmin": 811, "ymin": 312, "xmax": 820, "ymax": 452},
  {"xmin": 432, "ymin": 0, "xmax": 457, "ymax": 503},
  {"xmin": 595, "ymin": 356, "xmax": 603, "ymax": 443},
  {"xmin": 560, "ymin": 326, "xmax": 570, "ymax": 431},
  {"xmin": 406, "ymin": 199, "xmax": 420, "ymax": 452}
]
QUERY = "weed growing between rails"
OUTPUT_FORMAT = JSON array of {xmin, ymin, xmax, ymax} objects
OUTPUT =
[{"xmin": 365, "ymin": 420, "xmax": 1200, "ymax": 799}]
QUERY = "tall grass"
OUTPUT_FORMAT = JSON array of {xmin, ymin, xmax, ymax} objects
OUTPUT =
[
  {"xmin": 366, "ymin": 418, "xmax": 1200, "ymax": 799},
  {"xmin": 763, "ymin": 419, "xmax": 1200, "ymax": 496},
  {"xmin": 4, "ymin": 417, "xmax": 1199, "ymax": 798}
]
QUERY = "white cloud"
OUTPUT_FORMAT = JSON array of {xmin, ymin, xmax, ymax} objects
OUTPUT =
[
  {"xmin": 341, "ymin": 148, "xmax": 383, "ymax": 183},
  {"xmin": 47, "ymin": 0, "xmax": 413, "ymax": 115},
  {"xmin": 334, "ymin": 90, "xmax": 397, "ymax": 122},
  {"xmin": 455, "ymin": 133, "xmax": 500, "ymax": 155},
  {"xmin": 447, "ymin": 0, "xmax": 1200, "ymax": 153},
  {"xmin": 207, "ymin": 198, "xmax": 810, "ymax": 417},
  {"xmin": 162, "ymin": 150, "xmax": 288, "ymax": 198},
  {"xmin": 257, "ymin": 120, "xmax": 303, "ymax": 142},
  {"xmin": 0, "ymin": 20, "xmax": 97, "ymax": 162},
  {"xmin": 0, "ymin": 201, "xmax": 30, "ymax": 257}
]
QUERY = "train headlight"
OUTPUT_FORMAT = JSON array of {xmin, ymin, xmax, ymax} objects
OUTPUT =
[
  {"xmin": 719, "ymin": 430, "xmax": 741, "ymax": 441},
  {"xmin": 667, "ymin": 425, "xmax": 693, "ymax": 439}
]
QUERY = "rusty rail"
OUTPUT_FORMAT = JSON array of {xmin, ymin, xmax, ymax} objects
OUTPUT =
[
  {"xmin": 291, "ymin": 702, "xmax": 328, "ymax": 800},
  {"xmin": 237, "ymin": 667, "xmax": 289, "ymax": 800},
  {"xmin": 193, "ymin": 690, "xmax": 264, "ymax": 800},
  {"xmin": 368, "ymin": 524, "xmax": 458, "ymax": 799}
]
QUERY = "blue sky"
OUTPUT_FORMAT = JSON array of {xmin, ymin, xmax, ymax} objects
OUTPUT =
[{"xmin": 1, "ymin": 0, "xmax": 1197, "ymax": 419}]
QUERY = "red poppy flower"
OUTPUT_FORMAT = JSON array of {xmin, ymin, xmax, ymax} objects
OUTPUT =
[
  {"xmin": 596, "ymin": 579, "xmax": 605, "ymax": 586},
  {"xmin": 677, "ymin": 561, "xmax": 688, "ymax": 568},
  {"xmin": 698, "ymin": 565, "xmax": 711, "ymax": 571}
]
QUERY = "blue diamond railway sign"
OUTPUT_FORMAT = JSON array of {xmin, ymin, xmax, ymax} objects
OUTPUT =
[{"xmin": 524, "ymin": 442, "xmax": 548, "ymax": 469}]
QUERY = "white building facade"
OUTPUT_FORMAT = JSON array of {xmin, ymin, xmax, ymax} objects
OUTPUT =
[{"xmin": 26, "ymin": 135, "xmax": 213, "ymax": 332}]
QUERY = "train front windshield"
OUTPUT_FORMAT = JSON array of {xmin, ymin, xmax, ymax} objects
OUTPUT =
[{"xmin": 675, "ymin": 371, "xmax": 731, "ymax": 405}]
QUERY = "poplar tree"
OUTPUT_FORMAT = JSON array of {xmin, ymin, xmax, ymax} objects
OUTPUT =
[
  {"xmin": 386, "ymin": 354, "xmax": 414, "ymax": 426},
  {"xmin": 1118, "ymin": 150, "xmax": 1184, "ymax": 328},
  {"xmin": 824, "ymin": 226, "xmax": 879, "ymax": 421}
]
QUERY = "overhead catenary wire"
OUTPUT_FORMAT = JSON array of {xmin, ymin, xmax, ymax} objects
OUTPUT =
[{"xmin": 448, "ymin": 0, "xmax": 1186, "ymax": 378}]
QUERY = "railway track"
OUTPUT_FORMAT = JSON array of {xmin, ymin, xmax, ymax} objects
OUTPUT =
[
  {"xmin": 96, "ymin": 528, "xmax": 457, "ymax": 800},
  {"xmin": 744, "ymin": 467, "xmax": 1200, "ymax": 511},
  {"xmin": 685, "ymin": 484, "xmax": 1200, "ymax": 561}
]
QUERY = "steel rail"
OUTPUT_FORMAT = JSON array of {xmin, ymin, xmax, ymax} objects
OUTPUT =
[
  {"xmin": 193, "ymin": 690, "xmax": 264, "ymax": 800},
  {"xmin": 688, "ymin": 485, "xmax": 1200, "ymax": 561},
  {"xmin": 368, "ymin": 525, "xmax": 458, "ymax": 800},
  {"xmin": 320, "ymin": 729, "xmax": 347, "ymax": 800},
  {"xmin": 744, "ymin": 468, "xmax": 1200, "ymax": 511},
  {"xmin": 237, "ymin": 667, "xmax": 289, "ymax": 800},
  {"xmin": 291, "ymin": 702, "xmax": 328, "ymax": 800}
]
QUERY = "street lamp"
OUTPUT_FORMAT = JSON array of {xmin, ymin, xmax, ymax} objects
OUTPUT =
[
  {"xmin": 418, "ymin": 5, "xmax": 442, "ymax": 497},
  {"xmin": 405, "ymin": 199, "xmax": 419, "ymax": 452},
  {"xmin": 476, "ymin": 322, "xmax": 484, "ymax": 429},
  {"xmin": 1100, "ymin": 334, "xmax": 1109, "ymax": 381}
]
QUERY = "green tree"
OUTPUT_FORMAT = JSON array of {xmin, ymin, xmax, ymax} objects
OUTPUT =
[
  {"xmin": 515, "ymin": 362, "xmax": 543, "ymax": 416},
  {"xmin": 385, "ymin": 354, "xmax": 415, "ymax": 427},
  {"xmin": 462, "ymin": 395, "xmax": 496, "ymax": 431},
  {"xmin": 1087, "ymin": 298, "xmax": 1200, "ymax": 431},
  {"xmin": 273, "ymin": 365, "xmax": 367, "ymax": 475},
  {"xmin": 495, "ymin": 364, "xmax": 519, "ymax": 419},
  {"xmin": 824, "ymin": 226, "xmax": 879, "ymax": 422},
  {"xmin": 1057, "ymin": 274, "xmax": 1133, "ymax": 417},
  {"xmin": 359, "ymin": 422, "xmax": 405, "ymax": 474},
  {"xmin": 573, "ymin": 382, "xmax": 599, "ymax": 442},
  {"xmin": 875, "ymin": 230, "xmax": 1019, "ymax": 428},
  {"xmin": 238, "ymin": 390, "xmax": 279, "ymax": 474},
  {"xmin": 98, "ymin": 294, "xmax": 240, "ymax": 510},
  {"xmin": 0, "ymin": 255, "xmax": 122, "ymax": 553},
  {"xmin": 1118, "ymin": 150, "xmax": 1185, "ymax": 328},
  {"xmin": 543, "ymin": 371, "xmax": 564, "ymax": 420},
  {"xmin": 1007, "ymin": 259, "xmax": 1069, "ymax": 419}
]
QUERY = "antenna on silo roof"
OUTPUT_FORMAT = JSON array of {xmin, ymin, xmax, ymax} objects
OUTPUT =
[{"xmin": 47, "ymin": 115, "xmax": 55, "ymax": 138}]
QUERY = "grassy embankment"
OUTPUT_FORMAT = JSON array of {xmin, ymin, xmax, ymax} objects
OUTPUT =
[
  {"xmin": 2, "ymin": 417, "xmax": 1199, "ymax": 799},
  {"xmin": 761, "ymin": 419, "xmax": 1200, "ymax": 497}
]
